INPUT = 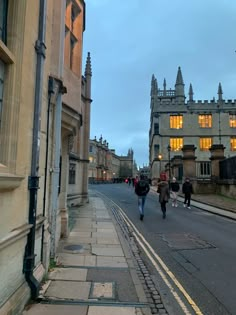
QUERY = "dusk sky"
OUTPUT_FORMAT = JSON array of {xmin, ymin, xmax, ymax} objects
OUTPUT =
[{"xmin": 83, "ymin": 1, "xmax": 236, "ymax": 168}]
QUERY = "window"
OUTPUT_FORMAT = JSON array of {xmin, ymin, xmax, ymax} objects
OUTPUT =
[
  {"xmin": 200, "ymin": 138, "xmax": 212, "ymax": 151},
  {"xmin": 230, "ymin": 138, "xmax": 236, "ymax": 151},
  {"xmin": 200, "ymin": 162, "xmax": 211, "ymax": 176},
  {"xmin": 170, "ymin": 138, "xmax": 183, "ymax": 151},
  {"xmin": 154, "ymin": 123, "xmax": 159, "ymax": 134},
  {"xmin": 0, "ymin": 0, "xmax": 8, "ymax": 44},
  {"xmin": 229, "ymin": 114, "xmax": 236, "ymax": 128},
  {"xmin": 0, "ymin": 59, "xmax": 4, "ymax": 127},
  {"xmin": 170, "ymin": 115, "xmax": 183, "ymax": 129},
  {"xmin": 154, "ymin": 144, "xmax": 159, "ymax": 156},
  {"xmin": 198, "ymin": 114, "xmax": 212, "ymax": 128},
  {"xmin": 89, "ymin": 145, "xmax": 93, "ymax": 153},
  {"xmin": 69, "ymin": 162, "xmax": 76, "ymax": 184},
  {"xmin": 70, "ymin": 35, "xmax": 77, "ymax": 69},
  {"xmin": 197, "ymin": 161, "xmax": 211, "ymax": 177}
]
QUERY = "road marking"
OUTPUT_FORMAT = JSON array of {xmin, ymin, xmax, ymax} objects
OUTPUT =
[{"xmin": 113, "ymin": 200, "xmax": 204, "ymax": 315}]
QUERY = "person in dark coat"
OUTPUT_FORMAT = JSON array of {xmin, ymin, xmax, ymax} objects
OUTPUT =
[
  {"xmin": 182, "ymin": 177, "xmax": 193, "ymax": 209},
  {"xmin": 170, "ymin": 177, "xmax": 180, "ymax": 207},
  {"xmin": 157, "ymin": 172, "xmax": 170, "ymax": 219},
  {"xmin": 135, "ymin": 175, "xmax": 150, "ymax": 221}
]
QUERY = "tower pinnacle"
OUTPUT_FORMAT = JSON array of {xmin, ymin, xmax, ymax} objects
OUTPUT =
[
  {"xmin": 218, "ymin": 82, "xmax": 223, "ymax": 101},
  {"xmin": 85, "ymin": 52, "xmax": 92, "ymax": 77},
  {"xmin": 175, "ymin": 66, "xmax": 185, "ymax": 103},
  {"xmin": 188, "ymin": 83, "xmax": 194, "ymax": 101}
]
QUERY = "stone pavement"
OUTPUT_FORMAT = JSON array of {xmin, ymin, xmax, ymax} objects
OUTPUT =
[
  {"xmin": 23, "ymin": 196, "xmax": 153, "ymax": 315},
  {"xmin": 150, "ymin": 185, "xmax": 236, "ymax": 217}
]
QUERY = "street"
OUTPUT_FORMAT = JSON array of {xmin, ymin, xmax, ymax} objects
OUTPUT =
[{"xmin": 91, "ymin": 183, "xmax": 236, "ymax": 315}]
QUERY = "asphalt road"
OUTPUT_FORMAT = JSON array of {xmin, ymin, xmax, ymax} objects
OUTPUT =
[{"xmin": 89, "ymin": 183, "xmax": 236, "ymax": 315}]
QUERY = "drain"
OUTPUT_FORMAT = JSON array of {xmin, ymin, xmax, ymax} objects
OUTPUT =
[{"xmin": 64, "ymin": 244, "xmax": 83, "ymax": 251}]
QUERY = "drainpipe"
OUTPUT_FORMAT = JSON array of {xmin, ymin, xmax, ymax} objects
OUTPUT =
[
  {"xmin": 40, "ymin": 76, "xmax": 54, "ymax": 262},
  {"xmin": 23, "ymin": 0, "xmax": 47, "ymax": 300},
  {"xmin": 50, "ymin": 0, "xmax": 66, "ymax": 258}
]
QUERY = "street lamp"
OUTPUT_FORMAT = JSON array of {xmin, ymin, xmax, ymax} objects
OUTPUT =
[
  {"xmin": 158, "ymin": 154, "xmax": 162, "ymax": 176},
  {"xmin": 167, "ymin": 145, "xmax": 171, "ymax": 186}
]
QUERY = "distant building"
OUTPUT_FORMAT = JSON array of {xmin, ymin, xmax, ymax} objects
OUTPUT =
[
  {"xmin": 139, "ymin": 165, "xmax": 151, "ymax": 179},
  {"xmin": 149, "ymin": 67, "xmax": 236, "ymax": 181},
  {"xmin": 88, "ymin": 137, "xmax": 138, "ymax": 181}
]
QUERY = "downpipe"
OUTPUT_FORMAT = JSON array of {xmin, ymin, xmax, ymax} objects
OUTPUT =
[{"xmin": 23, "ymin": 0, "xmax": 47, "ymax": 300}]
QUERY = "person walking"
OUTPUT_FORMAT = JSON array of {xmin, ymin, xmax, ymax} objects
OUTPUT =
[
  {"xmin": 135, "ymin": 174, "xmax": 150, "ymax": 221},
  {"xmin": 182, "ymin": 177, "xmax": 193, "ymax": 209},
  {"xmin": 157, "ymin": 172, "xmax": 170, "ymax": 219},
  {"xmin": 170, "ymin": 177, "xmax": 180, "ymax": 207}
]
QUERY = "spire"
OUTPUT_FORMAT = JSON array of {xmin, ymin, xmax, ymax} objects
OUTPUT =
[
  {"xmin": 150, "ymin": 74, "xmax": 155, "ymax": 96},
  {"xmin": 154, "ymin": 78, "xmax": 158, "ymax": 95},
  {"xmin": 85, "ymin": 52, "xmax": 92, "ymax": 77},
  {"xmin": 175, "ymin": 66, "xmax": 184, "ymax": 85},
  {"xmin": 163, "ymin": 78, "xmax": 166, "ymax": 96},
  {"xmin": 175, "ymin": 66, "xmax": 185, "ymax": 102},
  {"xmin": 218, "ymin": 82, "xmax": 223, "ymax": 101},
  {"xmin": 188, "ymin": 83, "xmax": 194, "ymax": 101}
]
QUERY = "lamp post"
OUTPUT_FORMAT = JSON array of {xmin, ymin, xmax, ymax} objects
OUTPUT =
[
  {"xmin": 167, "ymin": 145, "xmax": 171, "ymax": 187},
  {"xmin": 158, "ymin": 154, "xmax": 162, "ymax": 176}
]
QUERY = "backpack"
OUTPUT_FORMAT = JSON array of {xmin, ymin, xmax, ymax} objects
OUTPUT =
[{"xmin": 136, "ymin": 180, "xmax": 149, "ymax": 195}]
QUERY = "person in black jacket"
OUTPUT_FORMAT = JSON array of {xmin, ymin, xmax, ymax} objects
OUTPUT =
[
  {"xmin": 135, "ymin": 175, "xmax": 150, "ymax": 221},
  {"xmin": 182, "ymin": 177, "xmax": 193, "ymax": 209},
  {"xmin": 170, "ymin": 177, "xmax": 180, "ymax": 207}
]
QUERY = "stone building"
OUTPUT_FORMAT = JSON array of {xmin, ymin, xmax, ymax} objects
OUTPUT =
[
  {"xmin": 0, "ymin": 1, "xmax": 90, "ymax": 314},
  {"xmin": 88, "ymin": 137, "xmax": 137, "ymax": 182},
  {"xmin": 149, "ymin": 67, "xmax": 236, "ymax": 181}
]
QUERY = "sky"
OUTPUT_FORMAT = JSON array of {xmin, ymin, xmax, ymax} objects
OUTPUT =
[{"xmin": 82, "ymin": 0, "xmax": 236, "ymax": 168}]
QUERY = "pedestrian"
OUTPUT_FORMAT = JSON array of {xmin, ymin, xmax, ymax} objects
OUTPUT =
[
  {"xmin": 170, "ymin": 177, "xmax": 180, "ymax": 207},
  {"xmin": 182, "ymin": 177, "xmax": 193, "ymax": 209},
  {"xmin": 135, "ymin": 174, "xmax": 150, "ymax": 221},
  {"xmin": 157, "ymin": 172, "xmax": 170, "ymax": 219}
]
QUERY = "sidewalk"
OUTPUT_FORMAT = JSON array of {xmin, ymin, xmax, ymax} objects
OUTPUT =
[
  {"xmin": 150, "ymin": 185, "xmax": 236, "ymax": 218},
  {"xmin": 23, "ymin": 196, "xmax": 155, "ymax": 315}
]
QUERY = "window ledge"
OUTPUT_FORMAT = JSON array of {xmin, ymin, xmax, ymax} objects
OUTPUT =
[
  {"xmin": 0, "ymin": 173, "xmax": 24, "ymax": 191},
  {"xmin": 0, "ymin": 40, "xmax": 15, "ymax": 64}
]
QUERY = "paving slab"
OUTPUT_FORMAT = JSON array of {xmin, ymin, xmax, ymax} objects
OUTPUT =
[
  {"xmin": 58, "ymin": 253, "xmax": 96, "ymax": 266},
  {"xmin": 97, "ymin": 256, "xmax": 128, "ymax": 268},
  {"xmin": 44, "ymin": 280, "xmax": 91, "ymax": 300},
  {"xmin": 94, "ymin": 222, "xmax": 114, "ymax": 227},
  {"xmin": 66, "ymin": 236, "xmax": 95, "ymax": 244},
  {"xmin": 23, "ymin": 304, "xmax": 88, "ymax": 315},
  {"xmin": 92, "ymin": 232, "xmax": 118, "ymax": 239},
  {"xmin": 97, "ymin": 238, "xmax": 120, "ymax": 245},
  {"xmin": 48, "ymin": 268, "xmax": 87, "ymax": 281},
  {"xmin": 69, "ymin": 231, "xmax": 92, "ymax": 238},
  {"xmin": 92, "ymin": 245, "xmax": 124, "ymax": 257},
  {"xmin": 97, "ymin": 228, "xmax": 117, "ymax": 233},
  {"xmin": 88, "ymin": 306, "xmax": 136, "ymax": 315}
]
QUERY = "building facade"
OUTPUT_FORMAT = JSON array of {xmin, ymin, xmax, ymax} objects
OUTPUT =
[
  {"xmin": 0, "ymin": 1, "xmax": 90, "ymax": 314},
  {"xmin": 149, "ymin": 67, "xmax": 236, "ymax": 181},
  {"xmin": 88, "ymin": 136, "xmax": 137, "ymax": 182}
]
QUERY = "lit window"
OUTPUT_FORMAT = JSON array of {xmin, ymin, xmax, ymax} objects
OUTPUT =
[
  {"xmin": 0, "ymin": 59, "xmax": 5, "ymax": 127},
  {"xmin": 230, "ymin": 138, "xmax": 236, "ymax": 151},
  {"xmin": 200, "ymin": 138, "xmax": 212, "ymax": 151},
  {"xmin": 198, "ymin": 114, "xmax": 212, "ymax": 128},
  {"xmin": 170, "ymin": 115, "xmax": 183, "ymax": 129},
  {"xmin": 229, "ymin": 114, "xmax": 236, "ymax": 128},
  {"xmin": 170, "ymin": 138, "xmax": 183, "ymax": 151}
]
